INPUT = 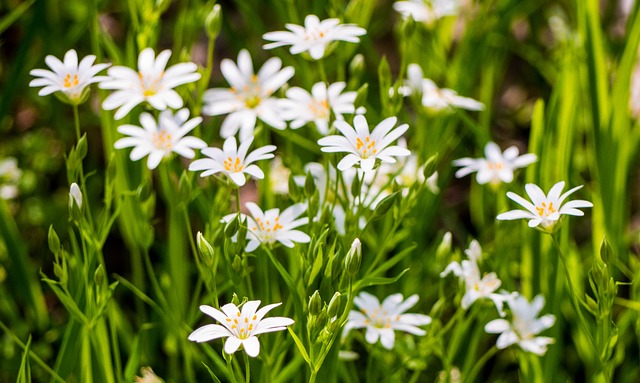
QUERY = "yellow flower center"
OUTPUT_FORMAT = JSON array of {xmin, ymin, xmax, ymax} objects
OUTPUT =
[
  {"xmin": 536, "ymin": 202, "xmax": 556, "ymax": 218},
  {"xmin": 152, "ymin": 131, "xmax": 172, "ymax": 150},
  {"xmin": 355, "ymin": 136, "xmax": 377, "ymax": 158},
  {"xmin": 224, "ymin": 156, "xmax": 244, "ymax": 172},
  {"xmin": 139, "ymin": 71, "xmax": 163, "ymax": 98},
  {"xmin": 63, "ymin": 73, "xmax": 79, "ymax": 88},
  {"xmin": 308, "ymin": 99, "xmax": 329, "ymax": 119},
  {"xmin": 362, "ymin": 307, "xmax": 395, "ymax": 329},
  {"xmin": 251, "ymin": 216, "xmax": 284, "ymax": 241},
  {"xmin": 226, "ymin": 313, "xmax": 258, "ymax": 340},
  {"xmin": 487, "ymin": 161, "xmax": 504, "ymax": 171}
]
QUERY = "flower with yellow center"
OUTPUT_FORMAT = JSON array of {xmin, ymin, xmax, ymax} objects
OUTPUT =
[
  {"xmin": 189, "ymin": 300, "xmax": 294, "ymax": 357},
  {"xmin": 453, "ymin": 141, "xmax": 537, "ymax": 186},
  {"xmin": 29, "ymin": 49, "xmax": 110, "ymax": 105},
  {"xmin": 189, "ymin": 136, "xmax": 276, "ymax": 187},
  {"xmin": 318, "ymin": 114, "xmax": 410, "ymax": 173},
  {"xmin": 344, "ymin": 292, "xmax": 432, "ymax": 350},
  {"xmin": 114, "ymin": 109, "xmax": 206, "ymax": 170},
  {"xmin": 440, "ymin": 240, "xmax": 514, "ymax": 316},
  {"xmin": 101, "ymin": 48, "xmax": 201, "ymax": 120},
  {"xmin": 485, "ymin": 294, "xmax": 556, "ymax": 355},
  {"xmin": 497, "ymin": 181, "xmax": 593, "ymax": 232},
  {"xmin": 281, "ymin": 82, "xmax": 358, "ymax": 135},
  {"xmin": 202, "ymin": 49, "xmax": 294, "ymax": 140},
  {"xmin": 263, "ymin": 14, "xmax": 366, "ymax": 60}
]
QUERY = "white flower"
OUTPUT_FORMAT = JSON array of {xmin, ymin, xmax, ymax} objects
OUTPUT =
[
  {"xmin": 224, "ymin": 202, "xmax": 311, "ymax": 252},
  {"xmin": 281, "ymin": 82, "xmax": 357, "ymax": 134},
  {"xmin": 114, "ymin": 109, "xmax": 206, "ymax": 170},
  {"xmin": 188, "ymin": 301, "xmax": 294, "ymax": 357},
  {"xmin": 393, "ymin": 0, "xmax": 459, "ymax": 27},
  {"xmin": 496, "ymin": 181, "xmax": 593, "ymax": 231},
  {"xmin": 135, "ymin": 367, "xmax": 163, "ymax": 383},
  {"xmin": 100, "ymin": 48, "xmax": 201, "ymax": 119},
  {"xmin": 440, "ymin": 240, "xmax": 513, "ymax": 316},
  {"xmin": 263, "ymin": 14, "xmax": 366, "ymax": 60},
  {"xmin": 400, "ymin": 64, "xmax": 484, "ymax": 112},
  {"xmin": 69, "ymin": 183, "xmax": 83, "ymax": 209},
  {"xmin": 344, "ymin": 292, "xmax": 432, "ymax": 350},
  {"xmin": 29, "ymin": 49, "xmax": 109, "ymax": 104},
  {"xmin": 453, "ymin": 141, "xmax": 537, "ymax": 185},
  {"xmin": 202, "ymin": 49, "xmax": 294, "ymax": 139},
  {"xmin": 318, "ymin": 115, "xmax": 410, "ymax": 173},
  {"xmin": 269, "ymin": 156, "xmax": 291, "ymax": 195},
  {"xmin": 189, "ymin": 136, "xmax": 276, "ymax": 187},
  {"xmin": 485, "ymin": 294, "xmax": 556, "ymax": 355},
  {"xmin": 0, "ymin": 158, "xmax": 21, "ymax": 200}
]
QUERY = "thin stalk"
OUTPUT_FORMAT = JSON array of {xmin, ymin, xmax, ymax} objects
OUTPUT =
[{"xmin": 466, "ymin": 345, "xmax": 498, "ymax": 382}]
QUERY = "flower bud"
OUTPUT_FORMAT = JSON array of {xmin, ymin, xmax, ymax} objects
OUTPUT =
[
  {"xmin": 205, "ymin": 4, "xmax": 223, "ymax": 39},
  {"xmin": 345, "ymin": 238, "xmax": 362, "ymax": 277},
  {"xmin": 327, "ymin": 292, "xmax": 341, "ymax": 318},
  {"xmin": 304, "ymin": 171, "xmax": 316, "ymax": 198},
  {"xmin": 225, "ymin": 214, "xmax": 240, "ymax": 237},
  {"xmin": 288, "ymin": 173, "xmax": 301, "ymax": 201},
  {"xmin": 372, "ymin": 191, "xmax": 400, "ymax": 219},
  {"xmin": 94, "ymin": 264, "xmax": 105, "ymax": 287},
  {"xmin": 76, "ymin": 134, "xmax": 88, "ymax": 160},
  {"xmin": 69, "ymin": 183, "xmax": 83, "ymax": 210},
  {"xmin": 232, "ymin": 254, "xmax": 243, "ymax": 272},
  {"xmin": 48, "ymin": 225, "xmax": 61, "ymax": 255},
  {"xmin": 178, "ymin": 171, "xmax": 192, "ymax": 203},
  {"xmin": 308, "ymin": 290, "xmax": 322, "ymax": 316},
  {"xmin": 349, "ymin": 54, "xmax": 365, "ymax": 83},
  {"xmin": 197, "ymin": 232, "xmax": 215, "ymax": 267},
  {"xmin": 422, "ymin": 153, "xmax": 438, "ymax": 179},
  {"xmin": 600, "ymin": 237, "xmax": 612, "ymax": 265},
  {"xmin": 436, "ymin": 232, "xmax": 453, "ymax": 261}
]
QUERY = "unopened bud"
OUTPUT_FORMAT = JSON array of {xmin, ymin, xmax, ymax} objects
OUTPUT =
[
  {"xmin": 179, "ymin": 171, "xmax": 192, "ymax": 203},
  {"xmin": 600, "ymin": 237, "xmax": 612, "ymax": 264},
  {"xmin": 349, "ymin": 54, "xmax": 365, "ymax": 80},
  {"xmin": 231, "ymin": 293, "xmax": 241, "ymax": 306},
  {"xmin": 308, "ymin": 290, "xmax": 322, "ymax": 316},
  {"xmin": 76, "ymin": 134, "xmax": 88, "ymax": 160},
  {"xmin": 225, "ymin": 215, "xmax": 240, "ymax": 237},
  {"xmin": 304, "ymin": 172, "xmax": 316, "ymax": 198},
  {"xmin": 345, "ymin": 238, "xmax": 362, "ymax": 277},
  {"xmin": 69, "ymin": 183, "xmax": 83, "ymax": 210},
  {"xmin": 48, "ymin": 225, "xmax": 60, "ymax": 255},
  {"xmin": 422, "ymin": 153, "xmax": 438, "ymax": 179},
  {"xmin": 372, "ymin": 191, "xmax": 400, "ymax": 218},
  {"xmin": 205, "ymin": 4, "xmax": 223, "ymax": 39},
  {"xmin": 436, "ymin": 232, "xmax": 453, "ymax": 260},
  {"xmin": 232, "ymin": 254, "xmax": 243, "ymax": 272},
  {"xmin": 197, "ymin": 232, "xmax": 215, "ymax": 267},
  {"xmin": 94, "ymin": 264, "xmax": 105, "ymax": 286},
  {"xmin": 327, "ymin": 292, "xmax": 341, "ymax": 318}
]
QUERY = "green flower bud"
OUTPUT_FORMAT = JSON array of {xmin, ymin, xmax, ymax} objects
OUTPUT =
[
  {"xmin": 48, "ymin": 225, "xmax": 60, "ymax": 255},
  {"xmin": 197, "ymin": 232, "xmax": 215, "ymax": 267},
  {"xmin": 205, "ymin": 4, "xmax": 223, "ymax": 39},
  {"xmin": 372, "ymin": 191, "xmax": 400, "ymax": 219},
  {"xmin": 94, "ymin": 264, "xmax": 105, "ymax": 287},
  {"xmin": 349, "ymin": 54, "xmax": 365, "ymax": 81},
  {"xmin": 308, "ymin": 290, "xmax": 322, "ymax": 316},
  {"xmin": 225, "ymin": 214, "xmax": 240, "ymax": 237},
  {"xmin": 178, "ymin": 171, "xmax": 192, "ymax": 203},
  {"xmin": 327, "ymin": 292, "xmax": 341, "ymax": 318},
  {"xmin": 600, "ymin": 237, "xmax": 612, "ymax": 264},
  {"xmin": 304, "ymin": 171, "xmax": 316, "ymax": 198},
  {"xmin": 422, "ymin": 153, "xmax": 438, "ymax": 179},
  {"xmin": 76, "ymin": 133, "xmax": 88, "ymax": 160},
  {"xmin": 345, "ymin": 238, "xmax": 362, "ymax": 277},
  {"xmin": 288, "ymin": 173, "xmax": 300, "ymax": 201}
]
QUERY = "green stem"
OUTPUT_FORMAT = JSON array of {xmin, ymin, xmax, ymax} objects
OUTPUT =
[
  {"xmin": 244, "ymin": 353, "xmax": 251, "ymax": 383},
  {"xmin": 72, "ymin": 104, "xmax": 81, "ymax": 143},
  {"xmin": 466, "ymin": 345, "xmax": 498, "ymax": 382}
]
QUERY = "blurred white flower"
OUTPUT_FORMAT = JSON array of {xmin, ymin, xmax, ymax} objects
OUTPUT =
[
  {"xmin": 281, "ymin": 82, "xmax": 357, "ymax": 134},
  {"xmin": 189, "ymin": 136, "xmax": 276, "ymax": 187},
  {"xmin": 344, "ymin": 292, "xmax": 432, "ymax": 349},
  {"xmin": 485, "ymin": 294, "xmax": 556, "ymax": 355},
  {"xmin": 393, "ymin": 0, "xmax": 459, "ymax": 27},
  {"xmin": 203, "ymin": 49, "xmax": 294, "ymax": 139},
  {"xmin": 69, "ymin": 183, "xmax": 83, "ymax": 209},
  {"xmin": 0, "ymin": 158, "xmax": 22, "ymax": 200},
  {"xmin": 135, "ymin": 367, "xmax": 163, "ymax": 383},
  {"xmin": 440, "ymin": 240, "xmax": 513, "ymax": 316},
  {"xmin": 453, "ymin": 141, "xmax": 537, "ymax": 185},
  {"xmin": 114, "ymin": 109, "xmax": 206, "ymax": 170},
  {"xmin": 497, "ymin": 181, "xmax": 593, "ymax": 232},
  {"xmin": 269, "ymin": 156, "xmax": 291, "ymax": 195},
  {"xmin": 224, "ymin": 202, "xmax": 310, "ymax": 252},
  {"xmin": 263, "ymin": 14, "xmax": 366, "ymax": 60},
  {"xmin": 29, "ymin": 49, "xmax": 109, "ymax": 105},
  {"xmin": 630, "ymin": 56, "xmax": 640, "ymax": 120},
  {"xmin": 318, "ymin": 115, "xmax": 410, "ymax": 173},
  {"xmin": 400, "ymin": 64, "xmax": 484, "ymax": 112},
  {"xmin": 189, "ymin": 301, "xmax": 294, "ymax": 357},
  {"xmin": 100, "ymin": 48, "xmax": 200, "ymax": 119}
]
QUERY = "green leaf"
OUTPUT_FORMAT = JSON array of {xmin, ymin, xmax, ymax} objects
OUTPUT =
[
  {"xmin": 353, "ymin": 269, "xmax": 410, "ymax": 291},
  {"xmin": 287, "ymin": 327, "xmax": 311, "ymax": 366}
]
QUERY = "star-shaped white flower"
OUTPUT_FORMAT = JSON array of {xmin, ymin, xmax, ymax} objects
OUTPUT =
[
  {"xmin": 114, "ymin": 109, "xmax": 206, "ymax": 170},
  {"xmin": 189, "ymin": 136, "xmax": 276, "ymax": 187},
  {"xmin": 263, "ymin": 14, "xmax": 366, "ymax": 60},
  {"xmin": 440, "ymin": 240, "xmax": 513, "ymax": 316},
  {"xmin": 400, "ymin": 64, "xmax": 484, "ymax": 112},
  {"xmin": 485, "ymin": 294, "xmax": 556, "ymax": 355},
  {"xmin": 281, "ymin": 82, "xmax": 357, "ymax": 134},
  {"xmin": 29, "ymin": 49, "xmax": 110, "ymax": 105},
  {"xmin": 318, "ymin": 115, "xmax": 410, "ymax": 172},
  {"xmin": 344, "ymin": 292, "xmax": 432, "ymax": 350},
  {"xmin": 188, "ymin": 300, "xmax": 294, "ymax": 358},
  {"xmin": 202, "ymin": 49, "xmax": 294, "ymax": 140},
  {"xmin": 453, "ymin": 141, "xmax": 537, "ymax": 185},
  {"xmin": 100, "ymin": 48, "xmax": 201, "ymax": 119},
  {"xmin": 497, "ymin": 181, "xmax": 593, "ymax": 232},
  {"xmin": 393, "ymin": 0, "xmax": 459, "ymax": 27},
  {"xmin": 224, "ymin": 202, "xmax": 311, "ymax": 252}
]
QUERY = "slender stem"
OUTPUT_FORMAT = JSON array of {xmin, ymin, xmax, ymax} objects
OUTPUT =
[
  {"xmin": 317, "ymin": 59, "xmax": 328, "ymax": 84},
  {"xmin": 72, "ymin": 104, "xmax": 81, "ymax": 143},
  {"xmin": 466, "ymin": 345, "xmax": 498, "ymax": 382},
  {"xmin": 226, "ymin": 354, "xmax": 239, "ymax": 383},
  {"xmin": 244, "ymin": 353, "xmax": 251, "ymax": 383}
]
